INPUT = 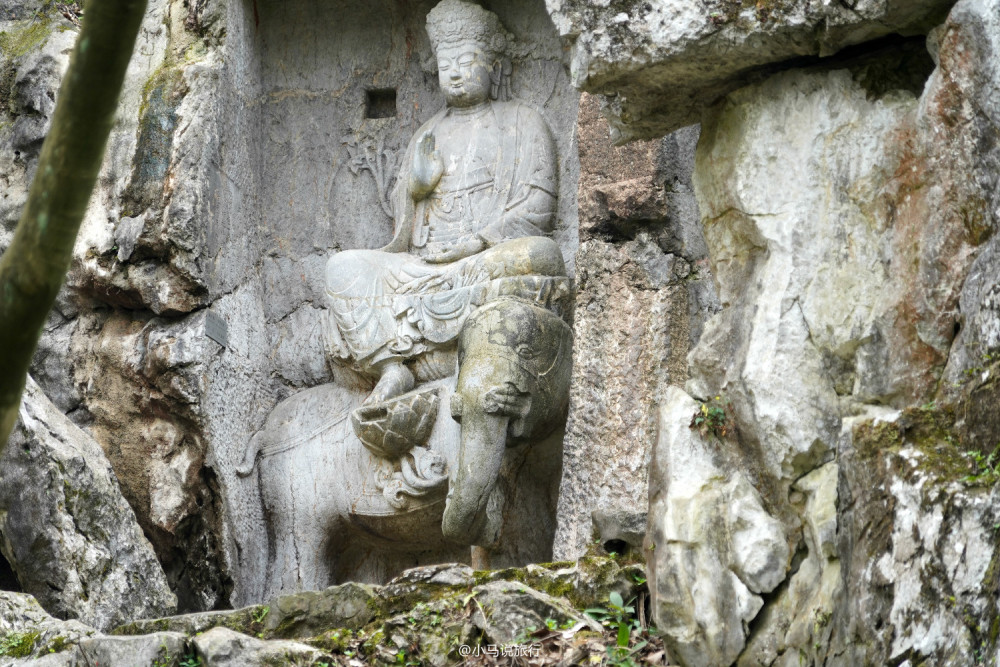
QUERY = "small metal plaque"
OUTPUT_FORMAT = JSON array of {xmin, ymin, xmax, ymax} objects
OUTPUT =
[{"xmin": 205, "ymin": 311, "xmax": 229, "ymax": 348}]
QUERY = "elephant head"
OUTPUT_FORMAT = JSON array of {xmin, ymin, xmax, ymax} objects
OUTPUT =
[{"xmin": 441, "ymin": 298, "xmax": 573, "ymax": 546}]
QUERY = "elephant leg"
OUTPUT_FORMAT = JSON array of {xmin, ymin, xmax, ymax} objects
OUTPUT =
[{"xmin": 441, "ymin": 410, "xmax": 508, "ymax": 546}]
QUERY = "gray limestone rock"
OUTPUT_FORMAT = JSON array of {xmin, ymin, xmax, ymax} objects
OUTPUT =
[
  {"xmin": 0, "ymin": 591, "xmax": 96, "ymax": 664},
  {"xmin": 545, "ymin": 0, "xmax": 955, "ymax": 141},
  {"xmin": 264, "ymin": 582, "xmax": 377, "ymax": 637},
  {"xmin": 190, "ymin": 627, "xmax": 330, "ymax": 667},
  {"xmin": 0, "ymin": 378, "xmax": 176, "ymax": 630},
  {"xmin": 648, "ymin": 388, "xmax": 790, "ymax": 666},
  {"xmin": 648, "ymin": 0, "xmax": 1000, "ymax": 663},
  {"xmin": 0, "ymin": 0, "xmax": 46, "ymax": 20},
  {"xmin": 554, "ymin": 96, "xmax": 715, "ymax": 560},
  {"xmin": 78, "ymin": 632, "xmax": 189, "ymax": 667},
  {"xmin": 831, "ymin": 408, "xmax": 1000, "ymax": 665},
  {"xmin": 470, "ymin": 580, "xmax": 601, "ymax": 645},
  {"xmin": 591, "ymin": 508, "xmax": 647, "ymax": 553},
  {"xmin": 473, "ymin": 560, "xmax": 644, "ymax": 612},
  {"xmin": 378, "ymin": 563, "xmax": 477, "ymax": 612}
]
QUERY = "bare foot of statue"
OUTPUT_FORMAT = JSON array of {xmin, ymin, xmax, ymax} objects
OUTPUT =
[{"xmin": 365, "ymin": 360, "xmax": 415, "ymax": 405}]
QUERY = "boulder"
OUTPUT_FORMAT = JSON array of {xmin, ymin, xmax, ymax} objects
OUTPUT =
[
  {"xmin": 470, "ymin": 580, "xmax": 602, "ymax": 646},
  {"xmin": 189, "ymin": 627, "xmax": 330, "ymax": 667},
  {"xmin": 647, "ymin": 387, "xmax": 789, "ymax": 666},
  {"xmin": 0, "ymin": 378, "xmax": 176, "ymax": 630},
  {"xmin": 0, "ymin": 591, "xmax": 95, "ymax": 664},
  {"xmin": 77, "ymin": 633, "xmax": 189, "ymax": 667},
  {"xmin": 264, "ymin": 582, "xmax": 377, "ymax": 637}
]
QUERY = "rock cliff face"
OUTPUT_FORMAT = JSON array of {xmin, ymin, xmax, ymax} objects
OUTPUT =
[
  {"xmin": 1, "ymin": 378, "xmax": 176, "ymax": 630},
  {"xmin": 554, "ymin": 95, "xmax": 719, "ymax": 559},
  {"xmin": 590, "ymin": 0, "xmax": 1000, "ymax": 662},
  {"xmin": 546, "ymin": 0, "xmax": 956, "ymax": 142}
]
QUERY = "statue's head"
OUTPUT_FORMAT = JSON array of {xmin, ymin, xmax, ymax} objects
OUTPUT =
[{"xmin": 426, "ymin": 0, "xmax": 508, "ymax": 108}]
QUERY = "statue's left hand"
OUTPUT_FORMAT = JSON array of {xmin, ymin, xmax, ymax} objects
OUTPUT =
[{"xmin": 423, "ymin": 237, "xmax": 486, "ymax": 264}]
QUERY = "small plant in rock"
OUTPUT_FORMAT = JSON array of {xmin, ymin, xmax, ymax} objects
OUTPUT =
[
  {"xmin": 690, "ymin": 394, "xmax": 732, "ymax": 439},
  {"xmin": 151, "ymin": 642, "xmax": 173, "ymax": 667},
  {"xmin": 395, "ymin": 648, "xmax": 422, "ymax": 666},
  {"xmin": 178, "ymin": 652, "xmax": 202, "ymax": 667},
  {"xmin": 251, "ymin": 605, "xmax": 270, "ymax": 624},
  {"xmin": 585, "ymin": 592, "xmax": 647, "ymax": 666},
  {"xmin": 964, "ymin": 446, "xmax": 1000, "ymax": 486},
  {"xmin": 0, "ymin": 631, "xmax": 39, "ymax": 658}
]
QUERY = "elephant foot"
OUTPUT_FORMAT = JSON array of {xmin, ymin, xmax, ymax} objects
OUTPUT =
[{"xmin": 365, "ymin": 359, "xmax": 415, "ymax": 405}]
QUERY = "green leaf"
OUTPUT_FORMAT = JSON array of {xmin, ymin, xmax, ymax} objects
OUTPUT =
[
  {"xmin": 609, "ymin": 591, "xmax": 624, "ymax": 609},
  {"xmin": 617, "ymin": 619, "xmax": 630, "ymax": 647}
]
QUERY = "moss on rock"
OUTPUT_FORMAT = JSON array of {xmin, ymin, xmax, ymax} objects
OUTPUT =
[{"xmin": 0, "ymin": 630, "xmax": 40, "ymax": 658}]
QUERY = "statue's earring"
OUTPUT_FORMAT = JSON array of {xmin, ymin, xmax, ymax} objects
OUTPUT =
[{"xmin": 490, "ymin": 61, "xmax": 502, "ymax": 100}]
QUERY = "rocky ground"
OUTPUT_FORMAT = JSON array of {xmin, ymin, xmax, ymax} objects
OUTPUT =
[{"xmin": 0, "ymin": 554, "xmax": 676, "ymax": 666}]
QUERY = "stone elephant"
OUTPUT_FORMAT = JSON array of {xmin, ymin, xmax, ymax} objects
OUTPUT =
[{"xmin": 237, "ymin": 298, "xmax": 572, "ymax": 597}]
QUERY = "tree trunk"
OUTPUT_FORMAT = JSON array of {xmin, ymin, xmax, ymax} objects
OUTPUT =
[{"xmin": 0, "ymin": 0, "xmax": 149, "ymax": 444}]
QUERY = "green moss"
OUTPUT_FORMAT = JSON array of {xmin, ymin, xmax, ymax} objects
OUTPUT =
[
  {"xmin": 853, "ymin": 403, "xmax": 978, "ymax": 484},
  {"xmin": 0, "ymin": 60, "xmax": 16, "ymax": 116},
  {"xmin": 306, "ymin": 628, "xmax": 354, "ymax": 653},
  {"xmin": 0, "ymin": 18, "xmax": 54, "ymax": 60},
  {"xmin": 535, "ymin": 560, "xmax": 574, "ymax": 570},
  {"xmin": 360, "ymin": 628, "xmax": 385, "ymax": 654},
  {"xmin": 43, "ymin": 635, "xmax": 70, "ymax": 654},
  {"xmin": 0, "ymin": 630, "xmax": 40, "ymax": 658}
]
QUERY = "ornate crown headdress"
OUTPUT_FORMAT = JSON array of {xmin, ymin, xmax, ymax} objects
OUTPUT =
[{"xmin": 426, "ymin": 0, "xmax": 507, "ymax": 60}]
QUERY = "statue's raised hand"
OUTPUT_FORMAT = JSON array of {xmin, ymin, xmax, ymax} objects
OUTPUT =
[{"xmin": 409, "ymin": 131, "xmax": 444, "ymax": 201}]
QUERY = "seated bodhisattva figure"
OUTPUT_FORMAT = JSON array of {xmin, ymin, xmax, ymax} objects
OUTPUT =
[{"xmin": 327, "ymin": 0, "xmax": 568, "ymax": 405}]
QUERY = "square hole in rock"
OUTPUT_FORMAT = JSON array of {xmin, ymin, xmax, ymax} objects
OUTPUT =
[{"xmin": 365, "ymin": 88, "xmax": 397, "ymax": 119}]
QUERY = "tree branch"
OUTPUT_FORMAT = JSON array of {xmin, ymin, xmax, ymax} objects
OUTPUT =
[{"xmin": 0, "ymin": 0, "xmax": 149, "ymax": 444}]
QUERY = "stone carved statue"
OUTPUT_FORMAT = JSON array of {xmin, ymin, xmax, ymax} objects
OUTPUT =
[
  {"xmin": 240, "ymin": 0, "xmax": 572, "ymax": 591},
  {"xmin": 325, "ymin": 0, "xmax": 569, "ymax": 404}
]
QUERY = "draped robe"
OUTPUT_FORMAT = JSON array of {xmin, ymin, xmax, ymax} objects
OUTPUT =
[{"xmin": 326, "ymin": 99, "xmax": 568, "ymax": 375}]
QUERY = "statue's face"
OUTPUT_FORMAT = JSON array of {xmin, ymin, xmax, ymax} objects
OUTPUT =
[{"xmin": 436, "ymin": 42, "xmax": 492, "ymax": 108}]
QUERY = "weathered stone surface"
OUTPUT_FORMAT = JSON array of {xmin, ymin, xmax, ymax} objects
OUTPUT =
[
  {"xmin": 112, "ymin": 603, "xmax": 271, "ymax": 638},
  {"xmin": 555, "ymin": 95, "xmax": 716, "ymax": 559},
  {"xmin": 6, "ymin": 556, "xmax": 652, "ymax": 666},
  {"xmin": 0, "ymin": 11, "xmax": 77, "ymax": 245},
  {"xmin": 190, "ymin": 627, "xmax": 330, "ymax": 667},
  {"xmin": 265, "ymin": 582, "xmax": 377, "ymax": 637},
  {"xmin": 683, "ymin": 0, "xmax": 996, "ymax": 500},
  {"xmin": 474, "ymin": 558, "xmax": 644, "ymax": 611},
  {"xmin": 646, "ymin": 0, "xmax": 1000, "ymax": 663},
  {"xmin": 831, "ymin": 407, "xmax": 1000, "ymax": 665},
  {"xmin": 378, "ymin": 563, "xmax": 477, "ymax": 613},
  {"xmin": 737, "ymin": 461, "xmax": 841, "ymax": 667},
  {"xmin": 0, "ymin": 378, "xmax": 176, "ymax": 630},
  {"xmin": 591, "ymin": 508, "xmax": 647, "ymax": 552},
  {"xmin": 545, "ymin": 0, "xmax": 955, "ymax": 141},
  {"xmin": 0, "ymin": 0, "xmax": 46, "ymax": 21},
  {"xmin": 0, "ymin": 591, "xmax": 96, "ymax": 663},
  {"xmin": 648, "ymin": 388, "xmax": 789, "ymax": 666},
  {"xmin": 470, "ymin": 580, "xmax": 601, "ymax": 645},
  {"xmin": 77, "ymin": 632, "xmax": 188, "ymax": 667}
]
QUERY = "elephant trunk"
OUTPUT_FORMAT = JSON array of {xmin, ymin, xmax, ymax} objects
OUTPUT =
[{"xmin": 441, "ymin": 408, "xmax": 508, "ymax": 546}]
